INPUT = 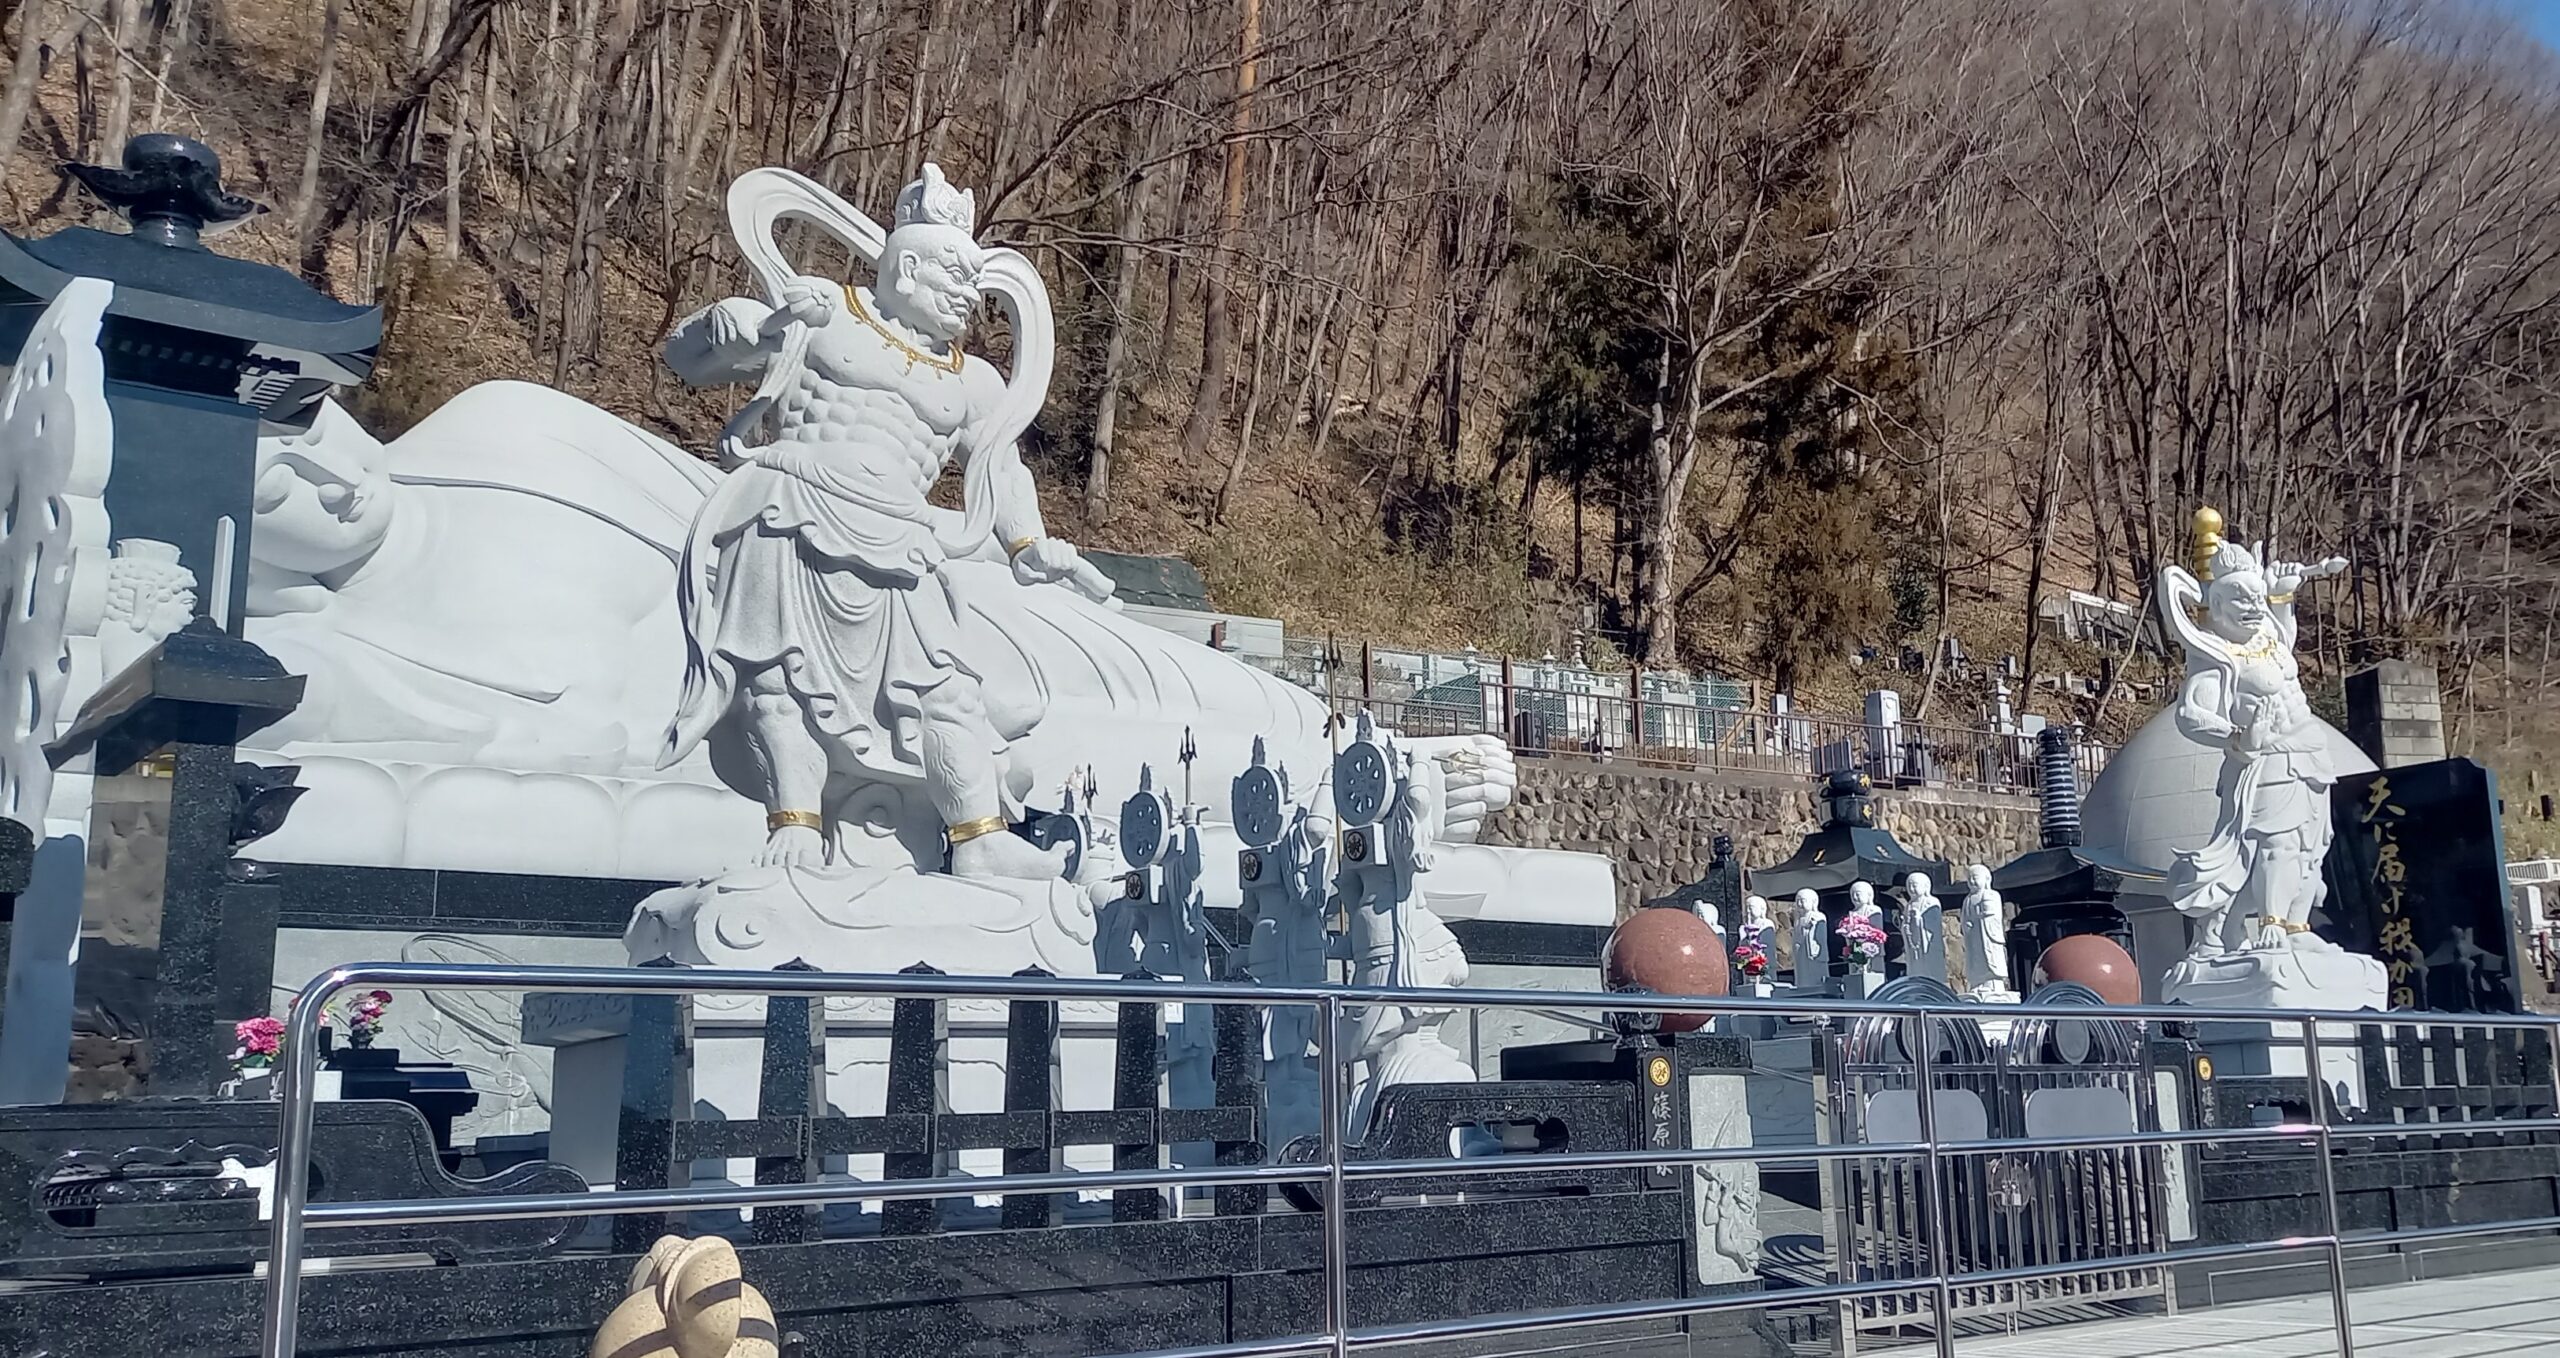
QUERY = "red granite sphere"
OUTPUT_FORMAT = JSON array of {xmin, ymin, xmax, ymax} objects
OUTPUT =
[
  {"xmin": 2033, "ymin": 934, "xmax": 2141, "ymax": 1005},
  {"xmin": 1602, "ymin": 908, "xmax": 1731, "ymax": 1033}
]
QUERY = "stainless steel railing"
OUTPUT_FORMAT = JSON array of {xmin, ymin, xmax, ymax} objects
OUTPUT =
[{"xmin": 254, "ymin": 965, "xmax": 2560, "ymax": 1358}]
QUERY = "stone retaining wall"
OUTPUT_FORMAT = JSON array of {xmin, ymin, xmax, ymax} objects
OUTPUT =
[{"xmin": 1482, "ymin": 757, "xmax": 2045, "ymax": 914}]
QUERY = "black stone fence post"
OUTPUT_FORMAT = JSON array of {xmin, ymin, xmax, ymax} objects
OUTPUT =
[
  {"xmin": 1000, "ymin": 966, "xmax": 1063, "ymax": 1229},
  {"xmin": 1112, "ymin": 974, "xmax": 1165, "ymax": 1222},
  {"xmin": 880, "ymin": 962, "xmax": 949, "ymax": 1236}
]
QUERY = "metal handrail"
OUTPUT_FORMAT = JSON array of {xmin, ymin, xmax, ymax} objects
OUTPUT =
[{"xmin": 255, "ymin": 962, "xmax": 2560, "ymax": 1357}]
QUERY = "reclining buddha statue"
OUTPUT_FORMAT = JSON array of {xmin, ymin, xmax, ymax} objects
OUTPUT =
[{"xmin": 236, "ymin": 163, "xmax": 1610, "ymax": 930}]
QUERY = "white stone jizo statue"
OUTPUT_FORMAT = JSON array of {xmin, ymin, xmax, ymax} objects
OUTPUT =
[
  {"xmin": 1959, "ymin": 864, "xmax": 2015, "ymax": 1002},
  {"xmin": 2159, "ymin": 509, "xmax": 2350, "ymax": 956},
  {"xmin": 660, "ymin": 164, "xmax": 1117, "ymax": 878},
  {"xmin": 1741, "ymin": 895, "xmax": 1776, "ymax": 956},
  {"xmin": 1791, "ymin": 888, "xmax": 1828, "ymax": 985},
  {"xmin": 1845, "ymin": 881, "xmax": 1885, "ymax": 967},
  {"xmin": 1897, "ymin": 873, "xmax": 1946, "ymax": 985}
]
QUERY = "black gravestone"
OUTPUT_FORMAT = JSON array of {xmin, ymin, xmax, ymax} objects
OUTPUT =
[
  {"xmin": 2323, "ymin": 758, "xmax": 2516, "ymax": 1013},
  {"xmin": 1644, "ymin": 831, "xmax": 1745, "ymax": 937}
]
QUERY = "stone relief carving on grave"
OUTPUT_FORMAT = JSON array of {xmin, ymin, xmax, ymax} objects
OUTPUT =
[
  {"xmin": 1688, "ymin": 1067, "xmax": 1763, "ymax": 1286},
  {"xmin": 398, "ymin": 933, "xmax": 554, "ymax": 1142},
  {"xmin": 2154, "ymin": 508, "xmax": 2384, "ymax": 1010},
  {"xmin": 96, "ymin": 538, "xmax": 198, "ymax": 681}
]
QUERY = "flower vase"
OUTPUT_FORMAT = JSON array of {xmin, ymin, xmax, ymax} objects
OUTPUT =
[
  {"xmin": 1850, "ymin": 968, "xmax": 1884, "ymax": 999},
  {"xmin": 223, "ymin": 1068, "xmax": 275, "ymax": 1100},
  {"xmin": 1747, "ymin": 979, "xmax": 1774, "ymax": 1000}
]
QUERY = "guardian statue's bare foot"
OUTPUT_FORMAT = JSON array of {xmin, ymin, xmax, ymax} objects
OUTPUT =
[
  {"xmin": 950, "ymin": 829, "xmax": 1071, "ymax": 880},
  {"xmin": 760, "ymin": 824, "xmax": 828, "ymax": 868}
]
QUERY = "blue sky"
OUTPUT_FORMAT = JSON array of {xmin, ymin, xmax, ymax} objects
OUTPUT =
[{"xmin": 2499, "ymin": 0, "xmax": 2560, "ymax": 47}]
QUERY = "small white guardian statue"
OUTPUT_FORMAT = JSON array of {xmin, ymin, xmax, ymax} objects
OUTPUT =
[
  {"xmin": 1960, "ymin": 864, "xmax": 2016, "ymax": 1002},
  {"xmin": 1898, "ymin": 872, "xmax": 1947, "ymax": 985}
]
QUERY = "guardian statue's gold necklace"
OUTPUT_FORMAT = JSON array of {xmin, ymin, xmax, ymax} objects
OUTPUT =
[
  {"xmin": 843, "ymin": 284, "xmax": 965, "ymax": 375},
  {"xmin": 2227, "ymin": 625, "xmax": 2281, "ymax": 662}
]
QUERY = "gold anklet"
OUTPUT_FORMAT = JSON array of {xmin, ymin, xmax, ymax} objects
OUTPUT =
[
  {"xmin": 946, "ymin": 815, "xmax": 1008, "ymax": 845},
  {"xmin": 767, "ymin": 810, "xmax": 824, "ymax": 833}
]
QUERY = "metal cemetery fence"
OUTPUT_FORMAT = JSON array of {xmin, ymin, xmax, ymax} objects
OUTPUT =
[
  {"xmin": 1329, "ymin": 680, "xmax": 2111, "ymax": 796},
  {"xmin": 1249, "ymin": 636, "xmax": 2114, "ymax": 792},
  {"xmin": 1818, "ymin": 979, "xmax": 2177, "ymax": 1353},
  {"xmin": 255, "ymin": 965, "xmax": 2560, "ymax": 1358}
]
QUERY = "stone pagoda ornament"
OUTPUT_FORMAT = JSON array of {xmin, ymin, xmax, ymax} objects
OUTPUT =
[
  {"xmin": 1992, "ymin": 725, "xmax": 2164, "ymax": 995},
  {"xmin": 2154, "ymin": 507, "xmax": 2385, "ymax": 1011}
]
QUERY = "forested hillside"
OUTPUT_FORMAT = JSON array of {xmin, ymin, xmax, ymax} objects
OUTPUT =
[{"xmin": 1, "ymin": 0, "xmax": 2556, "ymax": 774}]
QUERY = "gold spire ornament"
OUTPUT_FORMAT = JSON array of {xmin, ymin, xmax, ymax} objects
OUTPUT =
[{"xmin": 2191, "ymin": 506, "xmax": 2226, "ymax": 581}]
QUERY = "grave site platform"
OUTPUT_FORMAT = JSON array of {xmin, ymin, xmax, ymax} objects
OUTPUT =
[{"xmin": 1891, "ymin": 1259, "xmax": 2560, "ymax": 1357}]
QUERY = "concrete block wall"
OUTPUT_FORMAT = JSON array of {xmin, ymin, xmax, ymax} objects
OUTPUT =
[{"xmin": 2345, "ymin": 660, "xmax": 2448, "ymax": 768}]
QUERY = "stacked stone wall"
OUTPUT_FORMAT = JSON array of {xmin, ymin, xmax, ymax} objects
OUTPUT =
[{"xmin": 1482, "ymin": 757, "xmax": 2043, "ymax": 915}]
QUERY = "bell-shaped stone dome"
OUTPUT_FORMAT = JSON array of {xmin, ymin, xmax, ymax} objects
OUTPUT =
[{"xmin": 2079, "ymin": 705, "xmax": 2375, "ymax": 879}]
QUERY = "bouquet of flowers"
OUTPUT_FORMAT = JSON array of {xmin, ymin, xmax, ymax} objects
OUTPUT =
[
  {"xmin": 232, "ymin": 1016, "xmax": 285, "ymax": 1076},
  {"xmin": 335, "ymin": 989, "xmax": 395, "ymax": 1049},
  {"xmin": 1730, "ymin": 942, "xmax": 1770, "ymax": 979},
  {"xmin": 1837, "ymin": 915, "xmax": 1888, "ymax": 967}
]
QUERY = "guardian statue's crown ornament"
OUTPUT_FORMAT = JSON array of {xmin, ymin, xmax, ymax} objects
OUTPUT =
[
  {"xmin": 894, "ymin": 164, "xmax": 976, "ymax": 235},
  {"xmin": 2189, "ymin": 505, "xmax": 2262, "ymax": 587}
]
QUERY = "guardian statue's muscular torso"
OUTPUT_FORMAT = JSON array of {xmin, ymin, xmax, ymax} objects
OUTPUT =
[{"xmin": 660, "ymin": 165, "xmax": 1114, "ymax": 878}]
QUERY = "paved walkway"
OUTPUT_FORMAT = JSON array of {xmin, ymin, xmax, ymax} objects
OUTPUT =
[{"xmin": 1940, "ymin": 1264, "xmax": 2560, "ymax": 1356}]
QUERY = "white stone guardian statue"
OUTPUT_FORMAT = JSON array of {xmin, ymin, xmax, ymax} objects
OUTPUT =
[
  {"xmin": 2155, "ymin": 507, "xmax": 2383, "ymax": 1010},
  {"xmin": 2160, "ymin": 508, "xmax": 2350, "ymax": 954},
  {"xmin": 659, "ymin": 164, "xmax": 1116, "ymax": 879},
  {"xmin": 1960, "ymin": 864, "xmax": 2015, "ymax": 1002},
  {"xmin": 1898, "ymin": 872, "xmax": 1946, "ymax": 984}
]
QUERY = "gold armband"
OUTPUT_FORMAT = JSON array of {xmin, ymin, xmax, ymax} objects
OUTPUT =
[
  {"xmin": 767, "ymin": 810, "xmax": 825, "ymax": 833},
  {"xmin": 1006, "ymin": 536, "xmax": 1039, "ymax": 559},
  {"xmin": 946, "ymin": 815, "xmax": 1009, "ymax": 845},
  {"xmin": 2268, "ymin": 591, "xmax": 2295, "ymax": 605}
]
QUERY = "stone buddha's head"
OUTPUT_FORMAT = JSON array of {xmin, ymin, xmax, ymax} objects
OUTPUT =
[
  {"xmin": 251, "ymin": 400, "xmax": 395, "ymax": 576},
  {"xmin": 876, "ymin": 163, "xmax": 983, "ymax": 345}
]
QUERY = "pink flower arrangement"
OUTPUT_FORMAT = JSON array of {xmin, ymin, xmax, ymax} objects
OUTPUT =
[
  {"xmin": 232, "ymin": 1016, "xmax": 285, "ymax": 1074},
  {"xmin": 1730, "ymin": 942, "xmax": 1770, "ymax": 979},
  {"xmin": 1837, "ymin": 916, "xmax": 1889, "ymax": 966},
  {"xmin": 336, "ymin": 989, "xmax": 395, "ymax": 1049}
]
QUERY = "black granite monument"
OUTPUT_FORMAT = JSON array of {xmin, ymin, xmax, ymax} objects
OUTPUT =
[
  {"xmin": 2322, "ymin": 757, "xmax": 2518, "ymax": 1013},
  {"xmin": 1645, "ymin": 830, "xmax": 1746, "ymax": 937}
]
